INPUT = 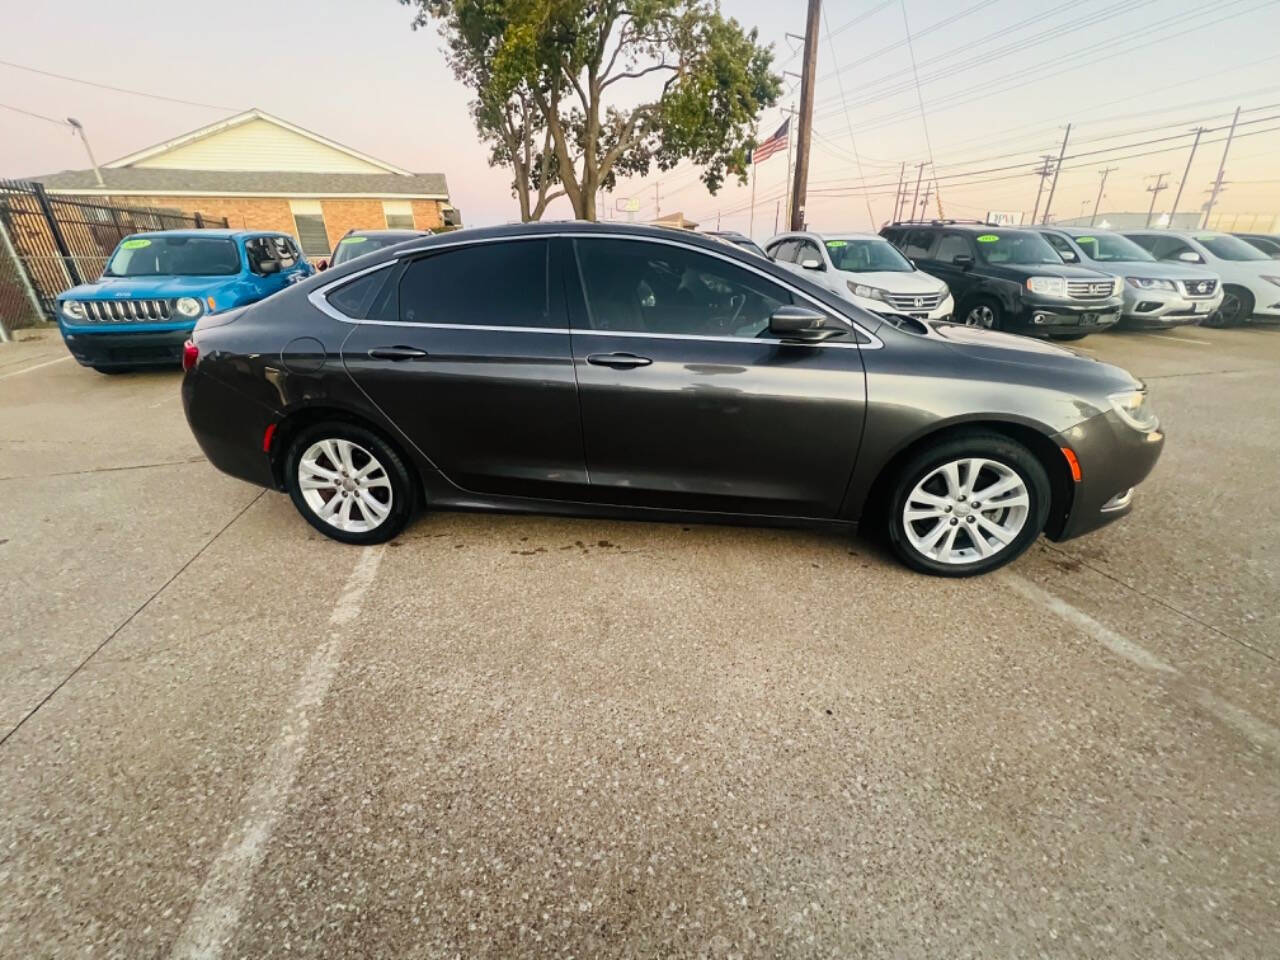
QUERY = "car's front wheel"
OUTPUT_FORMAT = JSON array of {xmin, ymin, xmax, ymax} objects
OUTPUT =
[
  {"xmin": 1215, "ymin": 286, "xmax": 1254, "ymax": 326},
  {"xmin": 886, "ymin": 433, "xmax": 1050, "ymax": 576},
  {"xmin": 284, "ymin": 422, "xmax": 414, "ymax": 544}
]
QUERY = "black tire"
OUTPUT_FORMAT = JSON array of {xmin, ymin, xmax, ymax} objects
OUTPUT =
[
  {"xmin": 1050, "ymin": 333, "xmax": 1089, "ymax": 341},
  {"xmin": 885, "ymin": 432, "xmax": 1051, "ymax": 577},
  {"xmin": 1215, "ymin": 286, "xmax": 1254, "ymax": 326},
  {"xmin": 283, "ymin": 421, "xmax": 415, "ymax": 545},
  {"xmin": 960, "ymin": 296, "xmax": 1004, "ymax": 331}
]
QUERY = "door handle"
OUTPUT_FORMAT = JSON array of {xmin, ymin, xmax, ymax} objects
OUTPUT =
[
  {"xmin": 586, "ymin": 352, "xmax": 652, "ymax": 369},
  {"xmin": 368, "ymin": 345, "xmax": 428, "ymax": 361}
]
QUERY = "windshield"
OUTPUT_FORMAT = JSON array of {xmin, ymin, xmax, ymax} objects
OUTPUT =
[
  {"xmin": 826, "ymin": 238, "xmax": 913, "ymax": 273},
  {"xmin": 1071, "ymin": 233, "xmax": 1154, "ymax": 262},
  {"xmin": 332, "ymin": 235, "xmax": 401, "ymax": 265},
  {"xmin": 973, "ymin": 231, "xmax": 1062, "ymax": 265},
  {"xmin": 104, "ymin": 236, "xmax": 240, "ymax": 277},
  {"xmin": 1194, "ymin": 233, "xmax": 1270, "ymax": 261}
]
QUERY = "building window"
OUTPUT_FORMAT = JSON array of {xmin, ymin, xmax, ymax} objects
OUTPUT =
[
  {"xmin": 290, "ymin": 200, "xmax": 330, "ymax": 256},
  {"xmin": 383, "ymin": 200, "xmax": 414, "ymax": 230}
]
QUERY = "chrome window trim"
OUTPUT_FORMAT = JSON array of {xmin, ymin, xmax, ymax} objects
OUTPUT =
[{"xmin": 307, "ymin": 231, "xmax": 883, "ymax": 349}]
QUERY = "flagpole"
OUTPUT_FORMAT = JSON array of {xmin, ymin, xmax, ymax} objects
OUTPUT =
[{"xmin": 748, "ymin": 156, "xmax": 758, "ymax": 239}]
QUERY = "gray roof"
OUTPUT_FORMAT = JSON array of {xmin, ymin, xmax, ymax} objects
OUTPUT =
[{"xmin": 33, "ymin": 167, "xmax": 449, "ymax": 197}]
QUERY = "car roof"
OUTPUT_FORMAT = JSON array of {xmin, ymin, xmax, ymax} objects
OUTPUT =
[
  {"xmin": 886, "ymin": 222, "xmax": 1039, "ymax": 235},
  {"xmin": 1120, "ymin": 228, "xmax": 1225, "ymax": 238},
  {"xmin": 342, "ymin": 229, "xmax": 431, "ymax": 240},
  {"xmin": 121, "ymin": 228, "xmax": 276, "ymax": 240}
]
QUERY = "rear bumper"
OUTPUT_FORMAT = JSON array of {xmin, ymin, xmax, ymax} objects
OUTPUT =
[
  {"xmin": 182, "ymin": 367, "xmax": 279, "ymax": 489},
  {"xmin": 60, "ymin": 325, "xmax": 194, "ymax": 369},
  {"xmin": 1050, "ymin": 410, "xmax": 1164, "ymax": 541},
  {"xmin": 1009, "ymin": 298, "xmax": 1122, "ymax": 336}
]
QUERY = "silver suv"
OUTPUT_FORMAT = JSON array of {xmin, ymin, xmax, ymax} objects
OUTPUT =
[{"xmin": 1037, "ymin": 227, "xmax": 1223, "ymax": 329}]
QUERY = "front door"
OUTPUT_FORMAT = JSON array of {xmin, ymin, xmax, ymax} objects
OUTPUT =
[
  {"xmin": 340, "ymin": 237, "xmax": 588, "ymax": 498},
  {"xmin": 919, "ymin": 231, "xmax": 977, "ymax": 307},
  {"xmin": 567, "ymin": 236, "xmax": 867, "ymax": 518}
]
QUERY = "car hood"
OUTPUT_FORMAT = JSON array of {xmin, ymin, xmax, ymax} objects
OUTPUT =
[
  {"xmin": 976, "ymin": 261, "xmax": 1119, "ymax": 283},
  {"xmin": 837, "ymin": 269, "xmax": 947, "ymax": 294},
  {"xmin": 920, "ymin": 320, "xmax": 1139, "ymax": 386},
  {"xmin": 58, "ymin": 275, "xmax": 240, "ymax": 300},
  {"xmin": 1082, "ymin": 259, "xmax": 1217, "ymax": 281}
]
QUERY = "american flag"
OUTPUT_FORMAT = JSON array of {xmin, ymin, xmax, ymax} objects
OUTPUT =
[{"xmin": 750, "ymin": 118, "xmax": 790, "ymax": 165}]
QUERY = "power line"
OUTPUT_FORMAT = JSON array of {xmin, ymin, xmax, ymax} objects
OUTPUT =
[
  {"xmin": 0, "ymin": 102, "xmax": 70, "ymax": 127},
  {"xmin": 821, "ymin": 5, "xmax": 876, "ymax": 228},
  {"xmin": 0, "ymin": 58, "xmax": 238, "ymax": 111}
]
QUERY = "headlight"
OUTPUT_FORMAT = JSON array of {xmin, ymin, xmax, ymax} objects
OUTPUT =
[
  {"xmin": 175, "ymin": 296, "xmax": 203, "ymax": 318},
  {"xmin": 848, "ymin": 281, "xmax": 889, "ymax": 302},
  {"xmin": 1109, "ymin": 389, "xmax": 1159, "ymax": 432},
  {"xmin": 1125, "ymin": 277, "xmax": 1176, "ymax": 291},
  {"xmin": 1262, "ymin": 275, "xmax": 1280, "ymax": 288},
  {"xmin": 1026, "ymin": 276, "xmax": 1067, "ymax": 297},
  {"xmin": 60, "ymin": 300, "xmax": 86, "ymax": 321}
]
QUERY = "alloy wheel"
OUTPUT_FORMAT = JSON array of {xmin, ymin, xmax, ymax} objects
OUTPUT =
[
  {"xmin": 902, "ymin": 457, "xmax": 1030, "ymax": 565},
  {"xmin": 1218, "ymin": 291, "xmax": 1243, "ymax": 324},
  {"xmin": 297, "ymin": 438, "xmax": 394, "ymax": 534},
  {"xmin": 965, "ymin": 304, "xmax": 996, "ymax": 329}
]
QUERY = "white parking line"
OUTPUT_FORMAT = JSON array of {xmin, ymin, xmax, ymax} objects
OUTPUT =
[
  {"xmin": 170, "ymin": 545, "xmax": 385, "ymax": 960},
  {"xmin": 1151, "ymin": 334, "xmax": 1212, "ymax": 346},
  {"xmin": 1003, "ymin": 573, "xmax": 1279, "ymax": 759},
  {"xmin": 0, "ymin": 355, "xmax": 70, "ymax": 381}
]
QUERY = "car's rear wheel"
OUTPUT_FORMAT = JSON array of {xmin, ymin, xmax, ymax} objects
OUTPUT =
[
  {"xmin": 962, "ymin": 297, "xmax": 1003, "ymax": 331},
  {"xmin": 284, "ymin": 422, "xmax": 414, "ymax": 544},
  {"xmin": 1215, "ymin": 286, "xmax": 1253, "ymax": 326},
  {"xmin": 886, "ymin": 433, "xmax": 1050, "ymax": 577}
]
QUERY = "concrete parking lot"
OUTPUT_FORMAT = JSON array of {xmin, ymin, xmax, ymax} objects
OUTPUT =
[{"xmin": 2, "ymin": 324, "xmax": 1278, "ymax": 958}]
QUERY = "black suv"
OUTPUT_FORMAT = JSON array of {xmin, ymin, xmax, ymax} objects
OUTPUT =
[{"xmin": 880, "ymin": 221, "xmax": 1123, "ymax": 339}]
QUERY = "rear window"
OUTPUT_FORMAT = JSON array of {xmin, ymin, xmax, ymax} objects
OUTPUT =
[{"xmin": 333, "ymin": 235, "xmax": 402, "ymax": 266}]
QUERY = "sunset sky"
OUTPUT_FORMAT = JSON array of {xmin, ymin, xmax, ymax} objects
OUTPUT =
[{"xmin": 4, "ymin": 0, "xmax": 1279, "ymax": 237}]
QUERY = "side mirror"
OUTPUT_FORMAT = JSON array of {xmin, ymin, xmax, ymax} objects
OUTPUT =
[
  {"xmin": 952, "ymin": 254, "xmax": 974, "ymax": 268},
  {"xmin": 316, "ymin": 259, "xmax": 329, "ymax": 271},
  {"xmin": 769, "ymin": 304, "xmax": 835, "ymax": 340},
  {"xmin": 258, "ymin": 259, "xmax": 281, "ymax": 275},
  {"xmin": 1177, "ymin": 251, "xmax": 1203, "ymax": 263},
  {"xmin": 1059, "ymin": 251, "xmax": 1079, "ymax": 262},
  {"xmin": 800, "ymin": 257, "xmax": 823, "ymax": 271}
]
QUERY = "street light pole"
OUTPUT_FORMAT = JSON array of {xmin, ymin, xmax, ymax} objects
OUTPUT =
[{"xmin": 66, "ymin": 117, "xmax": 105, "ymax": 188}]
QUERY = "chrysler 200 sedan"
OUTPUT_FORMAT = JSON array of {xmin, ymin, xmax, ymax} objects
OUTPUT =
[{"xmin": 181, "ymin": 222, "xmax": 1164, "ymax": 577}]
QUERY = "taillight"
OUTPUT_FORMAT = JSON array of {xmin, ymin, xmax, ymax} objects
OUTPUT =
[{"xmin": 182, "ymin": 339, "xmax": 199, "ymax": 372}]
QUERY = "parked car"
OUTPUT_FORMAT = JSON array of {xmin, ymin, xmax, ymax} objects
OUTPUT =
[
  {"xmin": 1233, "ymin": 232, "xmax": 1280, "ymax": 259},
  {"xmin": 56, "ymin": 230, "xmax": 311, "ymax": 372},
  {"xmin": 765, "ymin": 231, "xmax": 953, "ymax": 320},
  {"xmin": 318, "ymin": 229, "xmax": 432, "ymax": 270},
  {"xmin": 1121, "ymin": 229, "xmax": 1280, "ymax": 326},
  {"xmin": 1037, "ymin": 227, "xmax": 1223, "ymax": 328},
  {"xmin": 880, "ymin": 221, "xmax": 1123, "ymax": 340},
  {"xmin": 702, "ymin": 230, "xmax": 768, "ymax": 258},
  {"xmin": 182, "ymin": 222, "xmax": 1162, "ymax": 577}
]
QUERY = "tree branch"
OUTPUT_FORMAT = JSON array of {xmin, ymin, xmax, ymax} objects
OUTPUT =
[{"xmin": 601, "ymin": 60, "xmax": 676, "ymax": 90}]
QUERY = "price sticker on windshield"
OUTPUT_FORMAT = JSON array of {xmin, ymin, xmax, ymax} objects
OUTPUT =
[
  {"xmin": 976, "ymin": 234, "xmax": 999, "ymax": 243},
  {"xmin": 120, "ymin": 239, "xmax": 151, "ymax": 249},
  {"xmin": 826, "ymin": 240, "xmax": 847, "ymax": 247},
  {"xmin": 1077, "ymin": 236, "xmax": 1095, "ymax": 243}
]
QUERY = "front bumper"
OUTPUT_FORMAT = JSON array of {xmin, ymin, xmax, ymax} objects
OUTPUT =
[
  {"xmin": 1049, "ymin": 409, "xmax": 1164, "ymax": 541},
  {"xmin": 858, "ymin": 292, "xmax": 953, "ymax": 321},
  {"xmin": 59, "ymin": 323, "xmax": 194, "ymax": 369},
  {"xmin": 1120, "ymin": 287, "xmax": 1222, "ymax": 327},
  {"xmin": 1009, "ymin": 297, "xmax": 1122, "ymax": 336}
]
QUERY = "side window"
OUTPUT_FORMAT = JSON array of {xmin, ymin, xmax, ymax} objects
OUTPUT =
[
  {"xmin": 1042, "ymin": 233, "xmax": 1076, "ymax": 261},
  {"xmin": 881, "ymin": 228, "xmax": 902, "ymax": 247},
  {"xmin": 903, "ymin": 229, "xmax": 935, "ymax": 258},
  {"xmin": 244, "ymin": 237, "xmax": 276, "ymax": 275},
  {"xmin": 797, "ymin": 240, "xmax": 824, "ymax": 268},
  {"xmin": 326, "ymin": 269, "xmax": 390, "ymax": 319},
  {"xmin": 769, "ymin": 239, "xmax": 798, "ymax": 263},
  {"xmin": 1126, "ymin": 234, "xmax": 1158, "ymax": 254},
  {"xmin": 574, "ymin": 238, "xmax": 793, "ymax": 339},
  {"xmin": 274, "ymin": 237, "xmax": 299, "ymax": 268},
  {"xmin": 398, "ymin": 239, "xmax": 549, "ymax": 327},
  {"xmin": 1150, "ymin": 237, "xmax": 1192, "ymax": 260},
  {"xmin": 934, "ymin": 233, "xmax": 972, "ymax": 262}
]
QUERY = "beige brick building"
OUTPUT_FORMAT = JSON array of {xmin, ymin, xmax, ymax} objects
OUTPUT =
[{"xmin": 34, "ymin": 109, "xmax": 458, "ymax": 258}]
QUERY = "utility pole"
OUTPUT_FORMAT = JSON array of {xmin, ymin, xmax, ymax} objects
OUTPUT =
[
  {"xmin": 919, "ymin": 182, "xmax": 933, "ymax": 219},
  {"xmin": 1030, "ymin": 155, "xmax": 1055, "ymax": 224},
  {"xmin": 1202, "ymin": 106, "xmax": 1239, "ymax": 228},
  {"xmin": 1169, "ymin": 126, "xmax": 1206, "ymax": 228},
  {"xmin": 1144, "ymin": 172, "xmax": 1170, "ymax": 227},
  {"xmin": 893, "ymin": 161, "xmax": 906, "ymax": 222},
  {"xmin": 783, "ymin": 101, "xmax": 796, "ymax": 225},
  {"xmin": 653, "ymin": 182, "xmax": 661, "ymax": 220},
  {"xmin": 1040, "ymin": 123, "xmax": 1071, "ymax": 224},
  {"xmin": 789, "ymin": 0, "xmax": 822, "ymax": 232},
  {"xmin": 67, "ymin": 117, "xmax": 105, "ymax": 188},
  {"xmin": 1089, "ymin": 166, "xmax": 1117, "ymax": 227},
  {"xmin": 909, "ymin": 161, "xmax": 926, "ymax": 220}
]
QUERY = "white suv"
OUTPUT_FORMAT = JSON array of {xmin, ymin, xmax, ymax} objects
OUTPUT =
[
  {"xmin": 765, "ymin": 231, "xmax": 954, "ymax": 320},
  {"xmin": 1121, "ymin": 229, "xmax": 1280, "ymax": 325}
]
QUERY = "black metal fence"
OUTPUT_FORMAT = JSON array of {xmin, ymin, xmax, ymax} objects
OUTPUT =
[{"xmin": 0, "ymin": 179, "xmax": 229, "ymax": 327}]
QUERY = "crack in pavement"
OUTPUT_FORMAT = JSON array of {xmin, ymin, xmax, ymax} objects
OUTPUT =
[
  {"xmin": 0, "ymin": 457, "xmax": 207, "ymax": 482},
  {"xmin": 0, "ymin": 490, "xmax": 266, "ymax": 751}
]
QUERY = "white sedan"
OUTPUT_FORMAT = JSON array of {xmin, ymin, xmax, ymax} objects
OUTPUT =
[{"xmin": 765, "ymin": 231, "xmax": 954, "ymax": 320}]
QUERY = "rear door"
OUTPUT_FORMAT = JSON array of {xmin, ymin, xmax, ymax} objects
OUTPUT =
[
  {"xmin": 339, "ymin": 237, "xmax": 588, "ymax": 498},
  {"xmin": 920, "ymin": 231, "xmax": 976, "ymax": 305},
  {"xmin": 566, "ymin": 235, "xmax": 867, "ymax": 517}
]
